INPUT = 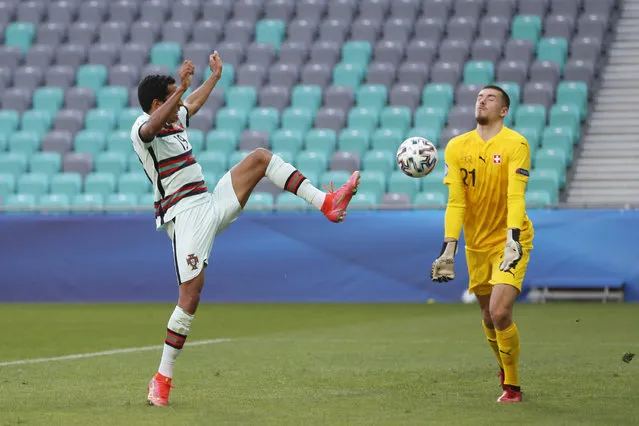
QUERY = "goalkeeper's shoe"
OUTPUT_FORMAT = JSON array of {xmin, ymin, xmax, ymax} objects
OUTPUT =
[
  {"xmin": 497, "ymin": 386, "xmax": 522, "ymax": 403},
  {"xmin": 321, "ymin": 171, "xmax": 360, "ymax": 223},
  {"xmin": 147, "ymin": 372, "xmax": 174, "ymax": 407}
]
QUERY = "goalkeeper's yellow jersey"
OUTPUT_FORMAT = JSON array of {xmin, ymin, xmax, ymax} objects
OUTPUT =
[{"xmin": 442, "ymin": 126, "xmax": 534, "ymax": 250}]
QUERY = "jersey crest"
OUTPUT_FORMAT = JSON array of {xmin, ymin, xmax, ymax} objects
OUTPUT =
[{"xmin": 493, "ymin": 154, "xmax": 502, "ymax": 164}]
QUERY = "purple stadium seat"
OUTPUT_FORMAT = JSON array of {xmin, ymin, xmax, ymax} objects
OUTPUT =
[{"xmin": 63, "ymin": 152, "xmax": 93, "ymax": 177}]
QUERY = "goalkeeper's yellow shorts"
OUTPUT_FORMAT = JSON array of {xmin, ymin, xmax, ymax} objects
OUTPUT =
[{"xmin": 465, "ymin": 244, "xmax": 532, "ymax": 296}]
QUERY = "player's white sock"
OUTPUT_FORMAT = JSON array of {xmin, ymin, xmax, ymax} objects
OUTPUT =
[
  {"xmin": 158, "ymin": 306, "xmax": 194, "ymax": 378},
  {"xmin": 265, "ymin": 154, "xmax": 326, "ymax": 210}
]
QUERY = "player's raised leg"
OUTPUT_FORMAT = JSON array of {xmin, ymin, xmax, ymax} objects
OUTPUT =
[
  {"xmin": 229, "ymin": 148, "xmax": 360, "ymax": 222},
  {"xmin": 476, "ymin": 291, "xmax": 505, "ymax": 390},
  {"xmin": 490, "ymin": 283, "xmax": 522, "ymax": 402}
]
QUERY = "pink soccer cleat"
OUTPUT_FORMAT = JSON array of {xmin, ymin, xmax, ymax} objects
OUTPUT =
[
  {"xmin": 321, "ymin": 171, "xmax": 360, "ymax": 223},
  {"xmin": 497, "ymin": 387, "xmax": 522, "ymax": 403},
  {"xmin": 147, "ymin": 372, "xmax": 174, "ymax": 407}
]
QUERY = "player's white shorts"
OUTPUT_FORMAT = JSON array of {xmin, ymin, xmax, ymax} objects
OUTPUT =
[{"xmin": 165, "ymin": 171, "xmax": 241, "ymax": 284}]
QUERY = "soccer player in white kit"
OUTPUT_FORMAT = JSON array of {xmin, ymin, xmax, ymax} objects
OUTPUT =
[{"xmin": 132, "ymin": 53, "xmax": 361, "ymax": 406}]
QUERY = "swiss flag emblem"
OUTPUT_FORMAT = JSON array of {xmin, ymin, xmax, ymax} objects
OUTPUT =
[{"xmin": 493, "ymin": 154, "xmax": 502, "ymax": 164}]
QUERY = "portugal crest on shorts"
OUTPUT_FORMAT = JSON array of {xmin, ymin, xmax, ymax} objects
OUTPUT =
[{"xmin": 186, "ymin": 254, "xmax": 199, "ymax": 270}]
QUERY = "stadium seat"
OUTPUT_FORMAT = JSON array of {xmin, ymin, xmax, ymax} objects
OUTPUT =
[
  {"xmin": 9, "ymin": 131, "xmax": 40, "ymax": 155},
  {"xmin": 107, "ymin": 131, "xmax": 133, "ymax": 154},
  {"xmin": 511, "ymin": 15, "xmax": 543, "ymax": 43},
  {"xmin": 85, "ymin": 109, "xmax": 117, "ymax": 133},
  {"xmin": 525, "ymin": 189, "xmax": 553, "ymax": 207},
  {"xmin": 270, "ymin": 129, "xmax": 304, "ymax": 155},
  {"xmin": 72, "ymin": 193, "xmax": 104, "ymax": 214},
  {"xmin": 341, "ymin": 41, "xmax": 373, "ymax": 67},
  {"xmin": 537, "ymin": 37, "xmax": 569, "ymax": 70},
  {"xmin": 226, "ymin": 86, "xmax": 258, "ymax": 111},
  {"xmin": 291, "ymin": 85, "xmax": 323, "ymax": 112},
  {"xmin": 74, "ymin": 130, "xmax": 106, "ymax": 156},
  {"xmin": 406, "ymin": 127, "xmax": 442, "ymax": 147},
  {"xmin": 380, "ymin": 106, "xmax": 412, "ymax": 134},
  {"xmin": 20, "ymin": 110, "xmax": 52, "ymax": 137},
  {"xmin": 30, "ymin": 152, "xmax": 61, "ymax": 176},
  {"xmin": 244, "ymin": 191, "xmax": 274, "ymax": 212},
  {"xmin": 332, "ymin": 62, "xmax": 366, "ymax": 89},
  {"xmin": 118, "ymin": 173, "xmax": 151, "ymax": 195},
  {"xmin": 348, "ymin": 192, "xmax": 378, "ymax": 210},
  {"xmin": 556, "ymin": 81, "xmax": 588, "ymax": 120},
  {"xmin": 97, "ymin": 86, "xmax": 129, "ymax": 113},
  {"xmin": 463, "ymin": 61, "xmax": 495, "ymax": 85},
  {"xmin": 95, "ymin": 152, "xmax": 127, "ymax": 175},
  {"xmin": 188, "ymin": 130, "xmax": 204, "ymax": 154},
  {"xmin": 414, "ymin": 106, "xmax": 447, "ymax": 133},
  {"xmin": 85, "ymin": 172, "xmax": 116, "ymax": 197},
  {"xmin": 76, "ymin": 65, "xmax": 108, "ymax": 93},
  {"xmin": 275, "ymin": 191, "xmax": 309, "ymax": 211},
  {"xmin": 281, "ymin": 107, "xmax": 313, "ymax": 132},
  {"xmin": 422, "ymin": 84, "xmax": 454, "ymax": 110},
  {"xmin": 105, "ymin": 193, "xmax": 138, "ymax": 214},
  {"xmin": 515, "ymin": 105, "xmax": 547, "ymax": 134},
  {"xmin": 362, "ymin": 150, "xmax": 395, "ymax": 177},
  {"xmin": 3, "ymin": 194, "xmax": 36, "ymax": 213},
  {"xmin": 249, "ymin": 107, "xmax": 280, "ymax": 133},
  {"xmin": 0, "ymin": 174, "xmax": 16, "ymax": 199},
  {"xmin": 197, "ymin": 151, "xmax": 228, "ymax": 175},
  {"xmin": 347, "ymin": 107, "xmax": 380, "ymax": 133},
  {"xmin": 528, "ymin": 170, "xmax": 560, "ymax": 203},
  {"xmin": 32, "ymin": 87, "xmax": 65, "ymax": 116},
  {"xmin": 305, "ymin": 129, "xmax": 337, "ymax": 157},
  {"xmin": 370, "ymin": 129, "xmax": 401, "ymax": 153},
  {"xmin": 0, "ymin": 110, "xmax": 20, "ymax": 135},
  {"xmin": 255, "ymin": 19, "xmax": 286, "ymax": 50},
  {"xmin": 358, "ymin": 170, "xmax": 386, "ymax": 199},
  {"xmin": 356, "ymin": 84, "xmax": 388, "ymax": 110},
  {"xmin": 413, "ymin": 191, "xmax": 447, "ymax": 208},
  {"xmin": 296, "ymin": 151, "xmax": 329, "ymax": 176},
  {"xmin": 204, "ymin": 63, "xmax": 235, "ymax": 90},
  {"xmin": 549, "ymin": 104, "xmax": 581, "ymax": 140},
  {"xmin": 150, "ymin": 42, "xmax": 181, "ymax": 70},
  {"xmin": 38, "ymin": 193, "xmax": 70, "ymax": 214},
  {"xmin": 17, "ymin": 173, "xmax": 49, "ymax": 196},
  {"xmin": 215, "ymin": 108, "xmax": 248, "ymax": 134},
  {"xmin": 388, "ymin": 171, "xmax": 420, "ymax": 199},
  {"xmin": 337, "ymin": 129, "xmax": 370, "ymax": 156},
  {"xmin": 5, "ymin": 22, "xmax": 35, "ymax": 52}
]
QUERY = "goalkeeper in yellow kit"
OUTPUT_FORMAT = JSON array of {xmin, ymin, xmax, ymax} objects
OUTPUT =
[{"xmin": 431, "ymin": 85, "xmax": 534, "ymax": 403}]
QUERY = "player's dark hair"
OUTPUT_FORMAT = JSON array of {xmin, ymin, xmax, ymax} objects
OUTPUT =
[
  {"xmin": 138, "ymin": 74, "xmax": 176, "ymax": 113},
  {"xmin": 482, "ymin": 85, "xmax": 511, "ymax": 109}
]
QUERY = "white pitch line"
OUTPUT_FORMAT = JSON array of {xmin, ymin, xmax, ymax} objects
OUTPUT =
[{"xmin": 0, "ymin": 338, "xmax": 233, "ymax": 367}]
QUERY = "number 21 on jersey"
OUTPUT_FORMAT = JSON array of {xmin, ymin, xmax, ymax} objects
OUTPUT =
[{"xmin": 460, "ymin": 167, "xmax": 476, "ymax": 187}]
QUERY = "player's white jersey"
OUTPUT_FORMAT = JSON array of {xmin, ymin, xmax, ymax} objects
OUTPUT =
[{"xmin": 131, "ymin": 105, "xmax": 209, "ymax": 230}]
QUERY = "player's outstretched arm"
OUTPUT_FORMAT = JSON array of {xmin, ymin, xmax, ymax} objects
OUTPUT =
[
  {"xmin": 432, "ymin": 145, "xmax": 465, "ymax": 282},
  {"xmin": 183, "ymin": 51, "xmax": 223, "ymax": 118},
  {"xmin": 139, "ymin": 61, "xmax": 193, "ymax": 142}
]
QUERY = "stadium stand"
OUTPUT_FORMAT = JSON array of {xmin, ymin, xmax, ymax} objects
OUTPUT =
[{"xmin": 0, "ymin": 0, "xmax": 620, "ymax": 213}]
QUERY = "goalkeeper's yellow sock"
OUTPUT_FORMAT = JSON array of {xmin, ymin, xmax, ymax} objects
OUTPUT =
[
  {"xmin": 496, "ymin": 322, "xmax": 520, "ymax": 389},
  {"xmin": 482, "ymin": 321, "xmax": 503, "ymax": 369}
]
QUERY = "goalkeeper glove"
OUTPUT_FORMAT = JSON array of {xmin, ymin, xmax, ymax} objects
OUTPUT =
[
  {"xmin": 499, "ymin": 228, "xmax": 523, "ymax": 272},
  {"xmin": 431, "ymin": 240, "xmax": 458, "ymax": 282}
]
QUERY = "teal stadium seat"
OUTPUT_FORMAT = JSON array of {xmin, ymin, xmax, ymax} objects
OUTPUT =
[
  {"xmin": 118, "ymin": 173, "xmax": 151, "ymax": 195},
  {"xmin": 498, "ymin": 82, "xmax": 521, "ymax": 108},
  {"xmin": 463, "ymin": 61, "xmax": 494, "ymax": 85},
  {"xmin": 357, "ymin": 170, "xmax": 386, "ymax": 199},
  {"xmin": 362, "ymin": 150, "xmax": 395, "ymax": 177},
  {"xmin": 9, "ymin": 132, "xmax": 40, "ymax": 155},
  {"xmin": 95, "ymin": 152, "xmax": 127, "ymax": 175},
  {"xmin": 0, "ymin": 110, "xmax": 19, "ymax": 134},
  {"xmin": 356, "ymin": 85, "xmax": 388, "ymax": 110},
  {"xmin": 0, "ymin": 152, "xmax": 28, "ymax": 177},
  {"xmin": 281, "ymin": 108, "xmax": 314, "ymax": 133},
  {"xmin": 204, "ymin": 64, "xmax": 234, "ymax": 90},
  {"xmin": 255, "ymin": 19, "xmax": 286, "ymax": 50},
  {"xmin": 249, "ymin": 107, "xmax": 280, "ymax": 133},
  {"xmin": 525, "ymin": 190, "xmax": 553, "ymax": 207},
  {"xmin": 515, "ymin": 105, "xmax": 546, "ymax": 135},
  {"xmin": 348, "ymin": 192, "xmax": 378, "ymax": 210},
  {"xmin": 536, "ymin": 37, "xmax": 569, "ymax": 70},
  {"xmin": 33, "ymin": 87, "xmax": 65, "ymax": 116},
  {"xmin": 347, "ymin": 107, "xmax": 380, "ymax": 133},
  {"xmin": 542, "ymin": 127, "xmax": 573, "ymax": 165},
  {"xmin": 388, "ymin": 171, "xmax": 420, "ymax": 199},
  {"xmin": 50, "ymin": 173, "xmax": 83, "ymax": 197},
  {"xmin": 97, "ymin": 86, "xmax": 129, "ymax": 113},
  {"xmin": 197, "ymin": 151, "xmax": 228, "ymax": 175},
  {"xmin": 371, "ymin": 129, "xmax": 402, "ymax": 153},
  {"xmin": 118, "ymin": 108, "xmax": 143, "ymax": 131},
  {"xmin": 38, "ymin": 194, "xmax": 70, "ymax": 214},
  {"xmin": 215, "ymin": 108, "xmax": 248, "ymax": 134},
  {"xmin": 556, "ymin": 81, "xmax": 588, "ymax": 120},
  {"xmin": 296, "ymin": 151, "xmax": 329, "ymax": 176},
  {"xmin": 150, "ymin": 42, "xmax": 181, "ymax": 70},
  {"xmin": 339, "ymin": 129, "xmax": 371, "ymax": 157},
  {"xmin": 76, "ymin": 65, "xmax": 108, "ymax": 93},
  {"xmin": 511, "ymin": 15, "xmax": 542, "ymax": 43},
  {"xmin": 276, "ymin": 192, "xmax": 310, "ymax": 211},
  {"xmin": 320, "ymin": 170, "xmax": 351, "ymax": 189},
  {"xmin": 74, "ymin": 130, "xmax": 107, "ymax": 156},
  {"xmin": 0, "ymin": 174, "xmax": 16, "ymax": 199},
  {"xmin": 226, "ymin": 86, "xmax": 257, "ymax": 111},
  {"xmin": 21, "ymin": 110, "xmax": 52, "ymax": 137},
  {"xmin": 380, "ymin": 106, "xmax": 412, "ymax": 134},
  {"xmin": 332, "ymin": 62, "xmax": 366, "ymax": 89},
  {"xmin": 422, "ymin": 84, "xmax": 454, "ymax": 111},
  {"xmin": 528, "ymin": 170, "xmax": 560, "ymax": 203},
  {"xmin": 17, "ymin": 173, "xmax": 49, "ymax": 196},
  {"xmin": 107, "ymin": 131, "xmax": 134, "ymax": 154},
  {"xmin": 0, "ymin": 134, "xmax": 6, "ymax": 152},
  {"xmin": 413, "ymin": 191, "xmax": 447, "ymax": 208},
  {"xmin": 228, "ymin": 150, "xmax": 250, "ymax": 167},
  {"xmin": 105, "ymin": 193, "xmax": 138, "ymax": 214},
  {"xmin": 72, "ymin": 193, "xmax": 105, "ymax": 214},
  {"xmin": 270, "ymin": 129, "xmax": 304, "ymax": 155},
  {"xmin": 205, "ymin": 129, "xmax": 238, "ymax": 154},
  {"xmin": 29, "ymin": 152, "xmax": 61, "ymax": 176},
  {"xmin": 85, "ymin": 109, "xmax": 117, "ymax": 133},
  {"xmin": 188, "ymin": 129, "xmax": 204, "ymax": 155},
  {"xmin": 3, "ymin": 194, "xmax": 36, "ymax": 213},
  {"xmin": 244, "ymin": 192, "xmax": 274, "ymax": 212},
  {"xmin": 341, "ymin": 41, "xmax": 372, "ymax": 67},
  {"xmin": 291, "ymin": 85, "xmax": 322, "ymax": 112},
  {"xmin": 549, "ymin": 104, "xmax": 581, "ymax": 140},
  {"xmin": 305, "ymin": 129, "xmax": 337, "ymax": 157},
  {"xmin": 405, "ymin": 127, "xmax": 441, "ymax": 147},
  {"xmin": 5, "ymin": 22, "xmax": 35, "ymax": 52},
  {"xmin": 85, "ymin": 172, "xmax": 116, "ymax": 197},
  {"xmin": 414, "ymin": 106, "xmax": 447, "ymax": 134}
]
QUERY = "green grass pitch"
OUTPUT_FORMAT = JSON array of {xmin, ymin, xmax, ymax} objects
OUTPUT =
[{"xmin": 1, "ymin": 303, "xmax": 638, "ymax": 425}]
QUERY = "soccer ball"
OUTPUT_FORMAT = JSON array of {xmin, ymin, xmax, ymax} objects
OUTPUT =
[{"xmin": 396, "ymin": 137, "xmax": 438, "ymax": 178}]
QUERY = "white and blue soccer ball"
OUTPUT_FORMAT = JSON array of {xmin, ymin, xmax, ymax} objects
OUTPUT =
[{"xmin": 396, "ymin": 137, "xmax": 438, "ymax": 178}]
